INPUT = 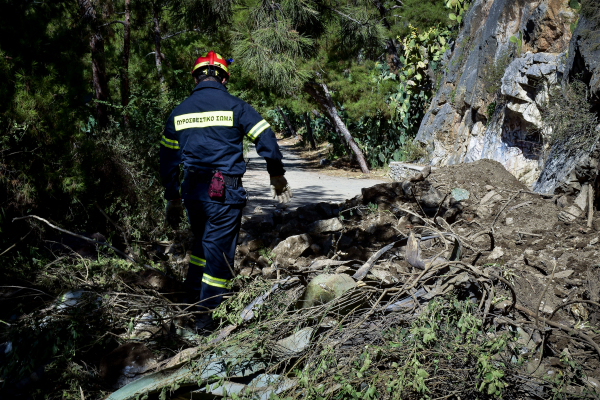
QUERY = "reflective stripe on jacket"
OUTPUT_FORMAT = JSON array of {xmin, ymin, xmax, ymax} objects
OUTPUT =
[{"xmin": 160, "ymin": 81, "xmax": 285, "ymax": 202}]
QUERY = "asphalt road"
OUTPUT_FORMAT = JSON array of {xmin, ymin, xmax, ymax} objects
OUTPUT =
[{"xmin": 242, "ymin": 143, "xmax": 385, "ymax": 215}]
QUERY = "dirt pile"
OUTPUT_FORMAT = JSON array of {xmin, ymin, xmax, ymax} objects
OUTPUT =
[
  {"xmin": 99, "ymin": 158, "xmax": 600, "ymax": 399},
  {"xmin": 4, "ymin": 159, "xmax": 600, "ymax": 399}
]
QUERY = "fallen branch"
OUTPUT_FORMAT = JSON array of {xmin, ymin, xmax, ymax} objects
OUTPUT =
[
  {"xmin": 95, "ymin": 202, "xmax": 132, "ymax": 253},
  {"xmin": 535, "ymin": 260, "xmax": 556, "ymax": 331},
  {"xmin": 353, "ymin": 241, "xmax": 398, "ymax": 280},
  {"xmin": 549, "ymin": 300, "xmax": 600, "ymax": 322},
  {"xmin": 12, "ymin": 215, "xmax": 165, "ymax": 275},
  {"xmin": 0, "ymin": 228, "xmax": 32, "ymax": 257},
  {"xmin": 515, "ymin": 304, "xmax": 600, "ymax": 358},
  {"xmin": 516, "ymin": 231, "xmax": 543, "ymax": 238},
  {"xmin": 508, "ymin": 201, "xmax": 532, "ymax": 211},
  {"xmin": 588, "ymin": 186, "xmax": 594, "ymax": 228},
  {"xmin": 492, "ymin": 190, "xmax": 522, "ymax": 228}
]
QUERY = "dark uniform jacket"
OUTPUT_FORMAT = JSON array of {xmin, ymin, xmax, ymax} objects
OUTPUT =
[{"xmin": 160, "ymin": 81, "xmax": 285, "ymax": 205}]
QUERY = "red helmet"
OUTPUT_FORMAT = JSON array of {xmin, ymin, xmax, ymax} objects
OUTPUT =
[{"xmin": 191, "ymin": 50, "xmax": 230, "ymax": 77}]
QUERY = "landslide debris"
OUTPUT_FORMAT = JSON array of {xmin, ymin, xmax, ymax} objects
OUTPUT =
[{"xmin": 3, "ymin": 159, "xmax": 600, "ymax": 399}]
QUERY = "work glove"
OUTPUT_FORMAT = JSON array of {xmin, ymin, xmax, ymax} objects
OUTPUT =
[
  {"xmin": 270, "ymin": 175, "xmax": 293, "ymax": 204},
  {"xmin": 165, "ymin": 198, "xmax": 184, "ymax": 229}
]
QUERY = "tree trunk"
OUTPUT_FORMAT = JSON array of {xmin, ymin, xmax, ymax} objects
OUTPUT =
[
  {"xmin": 152, "ymin": 3, "xmax": 164, "ymax": 86},
  {"xmin": 310, "ymin": 109, "xmax": 351, "ymax": 154},
  {"xmin": 304, "ymin": 83, "xmax": 370, "ymax": 174},
  {"xmin": 276, "ymin": 106, "xmax": 297, "ymax": 137},
  {"xmin": 78, "ymin": 0, "xmax": 109, "ymax": 128},
  {"xmin": 303, "ymin": 112, "xmax": 316, "ymax": 150},
  {"xmin": 121, "ymin": 0, "xmax": 131, "ymax": 127}
]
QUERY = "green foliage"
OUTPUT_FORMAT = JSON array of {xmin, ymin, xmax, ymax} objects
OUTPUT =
[
  {"xmin": 446, "ymin": 0, "xmax": 471, "ymax": 25},
  {"xmin": 486, "ymin": 102, "xmax": 497, "ymax": 123},
  {"xmin": 397, "ymin": 25, "xmax": 450, "ymax": 85},
  {"xmin": 482, "ymin": 50, "xmax": 513, "ymax": 95},
  {"xmin": 538, "ymin": 79, "xmax": 599, "ymax": 151},
  {"xmin": 392, "ymin": 0, "xmax": 451, "ymax": 37},
  {"xmin": 580, "ymin": 0, "xmax": 600, "ymax": 48},
  {"xmin": 0, "ymin": 255, "xmax": 152, "ymax": 399},
  {"xmin": 581, "ymin": 0, "xmax": 600, "ymax": 21},
  {"xmin": 258, "ymin": 247, "xmax": 274, "ymax": 265},
  {"xmin": 509, "ymin": 31, "xmax": 523, "ymax": 56}
]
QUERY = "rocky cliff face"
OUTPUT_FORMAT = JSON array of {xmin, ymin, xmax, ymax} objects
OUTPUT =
[{"xmin": 414, "ymin": 0, "xmax": 600, "ymax": 194}]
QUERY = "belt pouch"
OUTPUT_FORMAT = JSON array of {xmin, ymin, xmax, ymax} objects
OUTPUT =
[{"xmin": 208, "ymin": 171, "xmax": 226, "ymax": 200}]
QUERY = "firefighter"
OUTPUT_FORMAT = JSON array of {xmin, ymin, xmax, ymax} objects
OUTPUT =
[{"xmin": 160, "ymin": 50, "xmax": 292, "ymax": 331}]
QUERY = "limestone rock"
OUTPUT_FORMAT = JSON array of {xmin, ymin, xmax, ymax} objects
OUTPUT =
[
  {"xmin": 534, "ymin": 9, "xmax": 600, "ymax": 197},
  {"xmin": 487, "ymin": 247, "xmax": 505, "ymax": 261},
  {"xmin": 553, "ymin": 269, "xmax": 574, "ymax": 279},
  {"xmin": 297, "ymin": 274, "xmax": 357, "ymax": 308},
  {"xmin": 556, "ymin": 195, "xmax": 570, "ymax": 208},
  {"xmin": 451, "ymin": 188, "xmax": 470, "ymax": 201},
  {"xmin": 262, "ymin": 267, "xmax": 277, "ymax": 279},
  {"xmin": 309, "ymin": 218, "xmax": 343, "ymax": 234},
  {"xmin": 476, "ymin": 205, "xmax": 493, "ymax": 219},
  {"xmin": 413, "ymin": 0, "xmax": 573, "ymax": 187},
  {"xmin": 240, "ymin": 267, "xmax": 261, "ymax": 277},
  {"xmin": 420, "ymin": 186, "xmax": 444, "ymax": 209},
  {"xmin": 558, "ymin": 205, "xmax": 582, "ymax": 222},
  {"xmin": 573, "ymin": 185, "xmax": 589, "ymax": 213},
  {"xmin": 388, "ymin": 162, "xmax": 430, "ymax": 182},
  {"xmin": 247, "ymin": 239, "xmax": 264, "ymax": 252},
  {"xmin": 585, "ymin": 377, "xmax": 600, "ymax": 394},
  {"xmin": 272, "ymin": 234, "xmax": 312, "ymax": 265},
  {"xmin": 273, "ymin": 327, "xmax": 314, "ymax": 357},
  {"xmin": 564, "ymin": 11, "xmax": 600, "ymax": 101},
  {"xmin": 480, "ymin": 190, "xmax": 502, "ymax": 206},
  {"xmin": 368, "ymin": 268, "xmax": 398, "ymax": 285},
  {"xmin": 242, "ymin": 213, "xmax": 274, "ymax": 229}
]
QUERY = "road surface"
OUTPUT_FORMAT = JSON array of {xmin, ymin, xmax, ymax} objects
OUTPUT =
[{"xmin": 242, "ymin": 143, "xmax": 385, "ymax": 215}]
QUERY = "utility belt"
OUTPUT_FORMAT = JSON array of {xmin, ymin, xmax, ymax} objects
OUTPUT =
[{"xmin": 186, "ymin": 169, "xmax": 243, "ymax": 189}]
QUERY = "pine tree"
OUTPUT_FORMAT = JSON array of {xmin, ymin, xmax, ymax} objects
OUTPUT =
[{"xmin": 230, "ymin": 0, "xmax": 392, "ymax": 174}]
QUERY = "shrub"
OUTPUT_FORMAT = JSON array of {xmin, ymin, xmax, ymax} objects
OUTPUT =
[
  {"xmin": 482, "ymin": 50, "xmax": 513, "ymax": 95},
  {"xmin": 538, "ymin": 79, "xmax": 599, "ymax": 151}
]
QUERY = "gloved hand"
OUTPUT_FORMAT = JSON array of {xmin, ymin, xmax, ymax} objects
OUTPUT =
[
  {"xmin": 165, "ymin": 198, "xmax": 184, "ymax": 229},
  {"xmin": 270, "ymin": 175, "xmax": 293, "ymax": 204}
]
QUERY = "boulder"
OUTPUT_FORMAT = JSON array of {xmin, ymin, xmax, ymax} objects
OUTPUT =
[
  {"xmin": 487, "ymin": 247, "xmax": 505, "ymax": 261},
  {"xmin": 297, "ymin": 274, "xmax": 357, "ymax": 308},
  {"xmin": 480, "ymin": 190, "xmax": 502, "ymax": 206},
  {"xmin": 388, "ymin": 162, "xmax": 430, "ymax": 182},
  {"xmin": 242, "ymin": 213, "xmax": 274, "ymax": 229},
  {"xmin": 309, "ymin": 218, "xmax": 343, "ymax": 234},
  {"xmin": 420, "ymin": 186, "xmax": 444, "ymax": 209},
  {"xmin": 247, "ymin": 239, "xmax": 264, "ymax": 252},
  {"xmin": 272, "ymin": 234, "xmax": 312, "ymax": 265},
  {"xmin": 262, "ymin": 267, "xmax": 277, "ymax": 279},
  {"xmin": 273, "ymin": 327, "xmax": 314, "ymax": 357},
  {"xmin": 558, "ymin": 205, "xmax": 582, "ymax": 222},
  {"xmin": 574, "ymin": 184, "xmax": 589, "ymax": 212},
  {"xmin": 451, "ymin": 188, "xmax": 470, "ymax": 201}
]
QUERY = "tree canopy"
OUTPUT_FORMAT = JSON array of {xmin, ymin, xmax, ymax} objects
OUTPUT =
[{"xmin": 0, "ymin": 0, "xmax": 461, "ymax": 268}]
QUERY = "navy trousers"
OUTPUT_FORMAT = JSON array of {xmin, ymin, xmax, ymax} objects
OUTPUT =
[{"xmin": 184, "ymin": 199, "xmax": 244, "ymax": 310}]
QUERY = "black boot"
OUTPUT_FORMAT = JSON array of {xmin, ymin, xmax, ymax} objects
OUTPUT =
[{"xmin": 194, "ymin": 313, "xmax": 216, "ymax": 334}]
